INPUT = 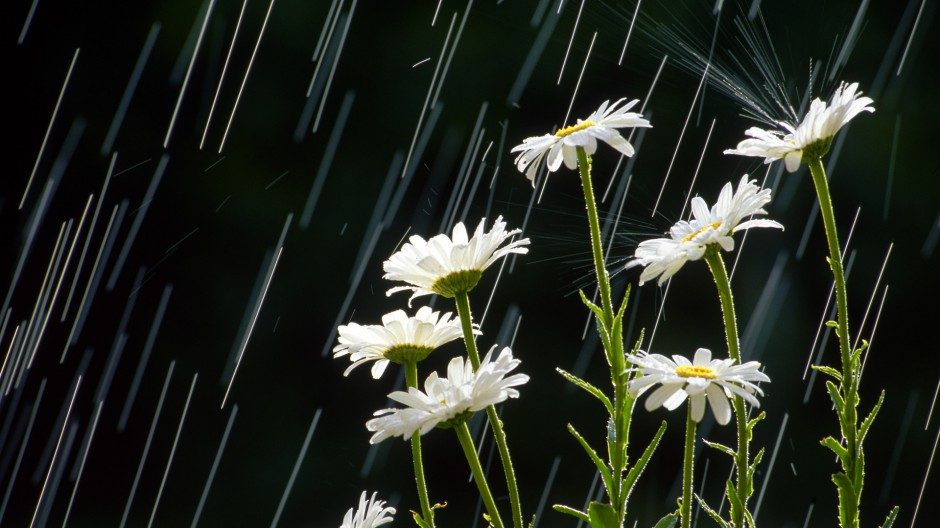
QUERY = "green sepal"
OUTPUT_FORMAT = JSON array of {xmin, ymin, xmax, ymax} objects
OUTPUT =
[
  {"xmin": 825, "ymin": 320, "xmax": 838, "ymax": 328},
  {"xmin": 832, "ymin": 472, "xmax": 859, "ymax": 528},
  {"xmin": 702, "ymin": 439, "xmax": 736, "ymax": 458},
  {"xmin": 588, "ymin": 501, "xmax": 618, "ymax": 528},
  {"xmin": 821, "ymin": 436, "xmax": 849, "ymax": 464},
  {"xmin": 567, "ymin": 423, "xmax": 615, "ymax": 498},
  {"xmin": 621, "ymin": 421, "xmax": 667, "ymax": 509},
  {"xmin": 431, "ymin": 269, "xmax": 482, "ymax": 298},
  {"xmin": 859, "ymin": 390, "xmax": 885, "ymax": 445},
  {"xmin": 557, "ymin": 368, "xmax": 614, "ymax": 416},
  {"xmin": 880, "ymin": 506, "xmax": 900, "ymax": 528},
  {"xmin": 825, "ymin": 380, "xmax": 846, "ymax": 414},
  {"xmin": 651, "ymin": 512, "xmax": 680, "ymax": 528},
  {"xmin": 695, "ymin": 494, "xmax": 730, "ymax": 528},
  {"xmin": 553, "ymin": 504, "xmax": 589, "ymax": 523},
  {"xmin": 811, "ymin": 364, "xmax": 843, "ymax": 382}
]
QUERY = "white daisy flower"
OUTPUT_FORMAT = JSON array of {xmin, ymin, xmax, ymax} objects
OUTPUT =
[
  {"xmin": 383, "ymin": 216, "xmax": 529, "ymax": 305},
  {"xmin": 625, "ymin": 348, "xmax": 770, "ymax": 425},
  {"xmin": 334, "ymin": 307, "xmax": 469, "ymax": 379},
  {"xmin": 724, "ymin": 82, "xmax": 874, "ymax": 172},
  {"xmin": 339, "ymin": 491, "xmax": 395, "ymax": 528},
  {"xmin": 510, "ymin": 98, "xmax": 651, "ymax": 184},
  {"xmin": 366, "ymin": 347, "xmax": 529, "ymax": 444},
  {"xmin": 625, "ymin": 176, "xmax": 783, "ymax": 286}
]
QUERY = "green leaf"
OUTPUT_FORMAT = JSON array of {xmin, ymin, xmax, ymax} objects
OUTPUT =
[
  {"xmin": 553, "ymin": 504, "xmax": 589, "ymax": 523},
  {"xmin": 821, "ymin": 436, "xmax": 849, "ymax": 464},
  {"xmin": 825, "ymin": 380, "xmax": 846, "ymax": 413},
  {"xmin": 567, "ymin": 423, "xmax": 615, "ymax": 497},
  {"xmin": 622, "ymin": 421, "xmax": 667, "ymax": 506},
  {"xmin": 588, "ymin": 502, "xmax": 618, "ymax": 528},
  {"xmin": 749, "ymin": 448, "xmax": 766, "ymax": 483},
  {"xmin": 810, "ymin": 364, "xmax": 843, "ymax": 382},
  {"xmin": 850, "ymin": 345, "xmax": 864, "ymax": 367},
  {"xmin": 617, "ymin": 284, "xmax": 632, "ymax": 320},
  {"xmin": 859, "ymin": 390, "xmax": 885, "ymax": 445},
  {"xmin": 702, "ymin": 439, "xmax": 736, "ymax": 458},
  {"xmin": 832, "ymin": 472, "xmax": 859, "ymax": 528},
  {"xmin": 580, "ymin": 290, "xmax": 609, "ymax": 329},
  {"xmin": 651, "ymin": 512, "xmax": 680, "ymax": 528},
  {"xmin": 854, "ymin": 448, "xmax": 865, "ymax": 492},
  {"xmin": 725, "ymin": 479, "xmax": 745, "ymax": 521},
  {"xmin": 557, "ymin": 368, "xmax": 614, "ymax": 416},
  {"xmin": 412, "ymin": 511, "xmax": 431, "ymax": 528},
  {"xmin": 694, "ymin": 494, "xmax": 730, "ymax": 528},
  {"xmin": 629, "ymin": 330, "xmax": 646, "ymax": 355},
  {"xmin": 746, "ymin": 411, "xmax": 766, "ymax": 433},
  {"xmin": 879, "ymin": 506, "xmax": 900, "ymax": 528}
]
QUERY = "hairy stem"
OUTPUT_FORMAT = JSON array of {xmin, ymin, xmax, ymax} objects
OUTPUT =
[
  {"xmin": 704, "ymin": 247, "xmax": 753, "ymax": 528},
  {"xmin": 576, "ymin": 146, "xmax": 629, "ymax": 516},
  {"xmin": 454, "ymin": 290, "xmax": 523, "ymax": 528},
  {"xmin": 681, "ymin": 407, "xmax": 697, "ymax": 528},
  {"xmin": 455, "ymin": 422, "xmax": 506, "ymax": 528},
  {"xmin": 576, "ymin": 147, "xmax": 613, "ymax": 321},
  {"xmin": 806, "ymin": 156, "xmax": 859, "ymax": 527},
  {"xmin": 405, "ymin": 361, "xmax": 435, "ymax": 527}
]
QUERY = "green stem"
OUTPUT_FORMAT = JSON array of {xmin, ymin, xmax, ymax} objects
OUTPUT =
[
  {"xmin": 454, "ymin": 291, "xmax": 482, "ymax": 368},
  {"xmin": 455, "ymin": 422, "xmax": 506, "ymax": 528},
  {"xmin": 681, "ymin": 406, "xmax": 697, "ymax": 528},
  {"xmin": 703, "ymin": 247, "xmax": 751, "ymax": 528},
  {"xmin": 405, "ymin": 361, "xmax": 435, "ymax": 527},
  {"xmin": 575, "ymin": 146, "xmax": 629, "ymax": 516},
  {"xmin": 806, "ymin": 156, "xmax": 859, "ymax": 527},
  {"xmin": 576, "ymin": 147, "xmax": 614, "ymax": 322},
  {"xmin": 453, "ymin": 291, "xmax": 524, "ymax": 528},
  {"xmin": 805, "ymin": 158, "xmax": 855, "ymax": 400}
]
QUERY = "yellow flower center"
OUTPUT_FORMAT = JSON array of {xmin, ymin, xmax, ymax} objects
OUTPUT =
[
  {"xmin": 680, "ymin": 221, "xmax": 722, "ymax": 243},
  {"xmin": 555, "ymin": 120, "xmax": 596, "ymax": 137},
  {"xmin": 675, "ymin": 365, "xmax": 717, "ymax": 379}
]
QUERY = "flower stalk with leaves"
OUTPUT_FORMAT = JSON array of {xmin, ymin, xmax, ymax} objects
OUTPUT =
[
  {"xmin": 512, "ymin": 99, "xmax": 666, "ymax": 527},
  {"xmin": 726, "ymin": 81, "xmax": 892, "ymax": 528},
  {"xmin": 627, "ymin": 176, "xmax": 781, "ymax": 527},
  {"xmin": 383, "ymin": 217, "xmax": 530, "ymax": 528},
  {"xmin": 625, "ymin": 347, "xmax": 769, "ymax": 528}
]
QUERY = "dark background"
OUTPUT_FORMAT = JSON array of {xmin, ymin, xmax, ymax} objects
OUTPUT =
[{"xmin": 1, "ymin": 0, "xmax": 938, "ymax": 526}]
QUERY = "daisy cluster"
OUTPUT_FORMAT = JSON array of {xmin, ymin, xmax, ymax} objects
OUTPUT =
[
  {"xmin": 510, "ymin": 97, "xmax": 780, "ymax": 423},
  {"xmin": 334, "ymin": 215, "xmax": 530, "ymax": 433},
  {"xmin": 331, "ymin": 214, "xmax": 531, "ymax": 523}
]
